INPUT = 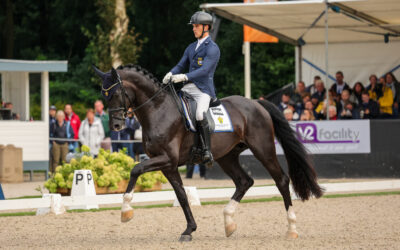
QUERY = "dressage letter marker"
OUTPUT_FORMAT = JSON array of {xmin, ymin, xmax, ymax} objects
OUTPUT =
[{"xmin": 69, "ymin": 170, "xmax": 98, "ymax": 210}]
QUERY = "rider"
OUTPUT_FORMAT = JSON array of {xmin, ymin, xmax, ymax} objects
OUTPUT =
[{"xmin": 163, "ymin": 11, "xmax": 220, "ymax": 165}]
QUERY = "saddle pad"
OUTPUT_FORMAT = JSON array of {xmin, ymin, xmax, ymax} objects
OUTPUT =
[
  {"xmin": 208, "ymin": 105, "xmax": 234, "ymax": 132},
  {"xmin": 180, "ymin": 95, "xmax": 233, "ymax": 133}
]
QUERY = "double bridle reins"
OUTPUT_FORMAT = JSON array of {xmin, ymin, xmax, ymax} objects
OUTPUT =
[{"xmin": 107, "ymin": 77, "xmax": 181, "ymax": 121}]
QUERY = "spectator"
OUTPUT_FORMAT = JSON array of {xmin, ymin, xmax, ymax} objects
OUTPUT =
[
  {"xmin": 291, "ymin": 81, "xmax": 307, "ymax": 109},
  {"xmin": 366, "ymin": 74, "xmax": 382, "ymax": 101},
  {"xmin": 379, "ymin": 76, "xmax": 386, "ymax": 85},
  {"xmin": 300, "ymin": 109, "xmax": 315, "ymax": 121},
  {"xmin": 64, "ymin": 104, "xmax": 81, "ymax": 152},
  {"xmin": 337, "ymin": 89, "xmax": 353, "ymax": 116},
  {"xmin": 95, "ymin": 100, "xmax": 111, "ymax": 150},
  {"xmin": 49, "ymin": 105, "xmax": 57, "ymax": 168},
  {"xmin": 299, "ymin": 92, "xmax": 311, "ymax": 111},
  {"xmin": 186, "ymin": 163, "xmax": 206, "ymax": 179},
  {"xmin": 385, "ymin": 72, "xmax": 400, "ymax": 118},
  {"xmin": 50, "ymin": 110, "xmax": 74, "ymax": 172},
  {"xmin": 306, "ymin": 75, "xmax": 321, "ymax": 95},
  {"xmin": 339, "ymin": 101, "xmax": 358, "ymax": 119},
  {"xmin": 258, "ymin": 96, "xmax": 266, "ymax": 101},
  {"xmin": 79, "ymin": 109, "xmax": 104, "ymax": 157},
  {"xmin": 110, "ymin": 129, "xmax": 130, "ymax": 154},
  {"xmin": 328, "ymin": 105, "xmax": 338, "ymax": 120},
  {"xmin": 360, "ymin": 91, "xmax": 379, "ymax": 119},
  {"xmin": 378, "ymin": 79, "xmax": 394, "ymax": 118},
  {"xmin": 132, "ymin": 116, "xmax": 145, "ymax": 160},
  {"xmin": 49, "ymin": 105, "xmax": 57, "ymax": 135},
  {"xmin": 312, "ymin": 96, "xmax": 325, "ymax": 120},
  {"xmin": 4, "ymin": 102, "xmax": 20, "ymax": 120},
  {"xmin": 278, "ymin": 92, "xmax": 291, "ymax": 112},
  {"xmin": 304, "ymin": 100, "xmax": 318, "ymax": 119},
  {"xmin": 330, "ymin": 71, "xmax": 351, "ymax": 102},
  {"xmin": 351, "ymin": 82, "xmax": 365, "ymax": 106},
  {"xmin": 124, "ymin": 108, "xmax": 140, "ymax": 158},
  {"xmin": 287, "ymin": 104, "xmax": 300, "ymax": 120},
  {"xmin": 283, "ymin": 108, "xmax": 293, "ymax": 121},
  {"xmin": 311, "ymin": 79, "xmax": 326, "ymax": 103}
]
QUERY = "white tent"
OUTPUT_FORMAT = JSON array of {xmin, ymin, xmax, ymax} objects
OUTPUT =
[{"xmin": 201, "ymin": 0, "xmax": 400, "ymax": 87}]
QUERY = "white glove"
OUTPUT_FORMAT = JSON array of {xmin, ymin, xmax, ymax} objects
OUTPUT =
[
  {"xmin": 162, "ymin": 72, "xmax": 173, "ymax": 84},
  {"xmin": 171, "ymin": 74, "xmax": 188, "ymax": 83}
]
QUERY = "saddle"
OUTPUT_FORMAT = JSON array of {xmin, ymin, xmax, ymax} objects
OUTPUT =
[{"xmin": 179, "ymin": 91, "xmax": 219, "ymax": 132}]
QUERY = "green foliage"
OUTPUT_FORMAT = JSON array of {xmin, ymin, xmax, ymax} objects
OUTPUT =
[
  {"xmin": 1, "ymin": 0, "xmax": 295, "ymax": 109},
  {"xmin": 44, "ymin": 146, "xmax": 167, "ymax": 193}
]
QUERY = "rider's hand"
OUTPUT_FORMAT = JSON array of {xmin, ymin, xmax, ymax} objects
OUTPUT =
[
  {"xmin": 171, "ymin": 74, "xmax": 188, "ymax": 83},
  {"xmin": 162, "ymin": 72, "xmax": 173, "ymax": 84}
]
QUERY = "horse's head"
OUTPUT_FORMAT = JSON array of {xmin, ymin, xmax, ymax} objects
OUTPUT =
[{"xmin": 92, "ymin": 65, "xmax": 129, "ymax": 131}]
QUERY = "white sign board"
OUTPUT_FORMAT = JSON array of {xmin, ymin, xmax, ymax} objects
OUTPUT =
[{"xmin": 242, "ymin": 120, "xmax": 370, "ymax": 155}]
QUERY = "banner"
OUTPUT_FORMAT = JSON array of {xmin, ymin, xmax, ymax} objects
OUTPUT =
[
  {"xmin": 243, "ymin": 0, "xmax": 278, "ymax": 43},
  {"xmin": 242, "ymin": 120, "xmax": 371, "ymax": 155}
]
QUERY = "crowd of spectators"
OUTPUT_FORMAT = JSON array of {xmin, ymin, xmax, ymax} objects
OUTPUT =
[
  {"xmin": 275, "ymin": 71, "xmax": 400, "ymax": 121},
  {"xmin": 49, "ymin": 101, "xmax": 143, "ymax": 172}
]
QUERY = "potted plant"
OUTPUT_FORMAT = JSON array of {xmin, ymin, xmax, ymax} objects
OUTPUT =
[{"xmin": 44, "ymin": 146, "xmax": 167, "ymax": 195}]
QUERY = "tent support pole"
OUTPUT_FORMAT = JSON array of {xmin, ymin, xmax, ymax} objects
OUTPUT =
[
  {"xmin": 324, "ymin": 0, "xmax": 330, "ymax": 120},
  {"xmin": 244, "ymin": 41, "xmax": 251, "ymax": 99}
]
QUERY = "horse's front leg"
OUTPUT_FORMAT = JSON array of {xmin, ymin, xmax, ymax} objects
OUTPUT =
[
  {"xmin": 121, "ymin": 155, "xmax": 171, "ymax": 222},
  {"xmin": 162, "ymin": 169, "xmax": 197, "ymax": 242}
]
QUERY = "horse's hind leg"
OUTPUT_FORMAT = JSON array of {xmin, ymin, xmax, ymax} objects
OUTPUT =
[
  {"xmin": 245, "ymin": 135, "xmax": 298, "ymax": 239},
  {"xmin": 216, "ymin": 146, "xmax": 254, "ymax": 237}
]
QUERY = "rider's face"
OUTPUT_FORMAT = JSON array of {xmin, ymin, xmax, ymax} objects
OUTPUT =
[{"xmin": 192, "ymin": 24, "xmax": 208, "ymax": 39}]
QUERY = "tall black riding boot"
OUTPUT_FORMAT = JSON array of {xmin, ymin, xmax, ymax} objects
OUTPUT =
[{"xmin": 197, "ymin": 118, "xmax": 213, "ymax": 167}]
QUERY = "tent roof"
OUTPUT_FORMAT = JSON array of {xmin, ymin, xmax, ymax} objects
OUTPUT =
[
  {"xmin": 0, "ymin": 59, "xmax": 68, "ymax": 72},
  {"xmin": 201, "ymin": 0, "xmax": 400, "ymax": 45}
]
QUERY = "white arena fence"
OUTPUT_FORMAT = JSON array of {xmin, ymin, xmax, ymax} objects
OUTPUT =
[{"xmin": 0, "ymin": 180, "xmax": 399, "ymax": 212}]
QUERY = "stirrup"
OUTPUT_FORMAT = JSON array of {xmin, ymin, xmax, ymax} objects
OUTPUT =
[{"xmin": 202, "ymin": 150, "xmax": 214, "ymax": 168}]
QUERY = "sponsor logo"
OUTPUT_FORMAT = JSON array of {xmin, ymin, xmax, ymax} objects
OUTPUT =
[{"xmin": 296, "ymin": 123, "xmax": 360, "ymax": 143}]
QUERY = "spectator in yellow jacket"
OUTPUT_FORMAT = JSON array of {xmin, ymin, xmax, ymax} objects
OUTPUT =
[{"xmin": 378, "ymin": 83, "xmax": 393, "ymax": 118}]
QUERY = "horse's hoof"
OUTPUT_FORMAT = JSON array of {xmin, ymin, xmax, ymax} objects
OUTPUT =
[
  {"xmin": 225, "ymin": 222, "xmax": 237, "ymax": 237},
  {"xmin": 121, "ymin": 209, "xmax": 134, "ymax": 223},
  {"xmin": 179, "ymin": 234, "xmax": 192, "ymax": 242},
  {"xmin": 286, "ymin": 231, "xmax": 299, "ymax": 239}
]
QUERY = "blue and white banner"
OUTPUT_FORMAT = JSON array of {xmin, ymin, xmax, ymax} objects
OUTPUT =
[{"xmin": 242, "ymin": 120, "xmax": 371, "ymax": 155}]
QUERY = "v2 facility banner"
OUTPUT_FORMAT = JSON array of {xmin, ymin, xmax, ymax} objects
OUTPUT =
[{"xmin": 242, "ymin": 120, "xmax": 371, "ymax": 155}]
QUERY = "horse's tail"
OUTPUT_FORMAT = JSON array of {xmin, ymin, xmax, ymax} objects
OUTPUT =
[{"xmin": 257, "ymin": 100, "xmax": 324, "ymax": 201}]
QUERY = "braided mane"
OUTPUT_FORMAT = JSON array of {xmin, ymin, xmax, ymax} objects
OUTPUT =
[{"xmin": 117, "ymin": 64, "xmax": 162, "ymax": 87}]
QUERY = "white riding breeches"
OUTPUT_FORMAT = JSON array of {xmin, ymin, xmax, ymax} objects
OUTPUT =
[{"xmin": 181, "ymin": 83, "xmax": 211, "ymax": 121}]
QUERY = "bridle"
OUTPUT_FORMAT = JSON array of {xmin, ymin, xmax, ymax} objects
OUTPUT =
[{"xmin": 107, "ymin": 75, "xmax": 171, "ymax": 121}]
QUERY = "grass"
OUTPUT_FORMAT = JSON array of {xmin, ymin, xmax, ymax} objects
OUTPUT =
[{"xmin": 1, "ymin": 191, "xmax": 399, "ymax": 218}]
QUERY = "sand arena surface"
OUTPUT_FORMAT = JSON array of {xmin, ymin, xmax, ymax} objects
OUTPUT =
[{"xmin": 1, "ymin": 195, "xmax": 399, "ymax": 249}]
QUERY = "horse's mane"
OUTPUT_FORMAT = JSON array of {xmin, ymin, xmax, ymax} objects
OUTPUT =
[{"xmin": 117, "ymin": 64, "xmax": 162, "ymax": 87}]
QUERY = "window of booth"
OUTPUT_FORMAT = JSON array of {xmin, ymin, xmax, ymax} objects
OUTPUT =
[{"xmin": 29, "ymin": 73, "xmax": 42, "ymax": 121}]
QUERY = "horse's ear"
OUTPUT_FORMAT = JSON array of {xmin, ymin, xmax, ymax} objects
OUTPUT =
[
  {"xmin": 92, "ymin": 64, "xmax": 106, "ymax": 80},
  {"xmin": 111, "ymin": 67, "xmax": 120, "ymax": 83}
]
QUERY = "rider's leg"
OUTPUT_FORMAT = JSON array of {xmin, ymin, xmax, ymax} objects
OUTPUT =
[
  {"xmin": 192, "ymin": 89, "xmax": 212, "ymax": 165},
  {"xmin": 181, "ymin": 84, "xmax": 212, "ymax": 164}
]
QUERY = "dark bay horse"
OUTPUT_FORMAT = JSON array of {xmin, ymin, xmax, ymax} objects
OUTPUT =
[{"xmin": 93, "ymin": 64, "xmax": 323, "ymax": 242}]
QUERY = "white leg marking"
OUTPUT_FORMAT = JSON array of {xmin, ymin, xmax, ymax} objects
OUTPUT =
[
  {"xmin": 121, "ymin": 191, "xmax": 134, "ymax": 212},
  {"xmin": 286, "ymin": 206, "xmax": 299, "ymax": 238},
  {"xmin": 223, "ymin": 199, "xmax": 239, "ymax": 237}
]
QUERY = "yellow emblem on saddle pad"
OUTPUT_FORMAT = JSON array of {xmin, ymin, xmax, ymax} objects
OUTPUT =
[
  {"xmin": 197, "ymin": 57, "xmax": 203, "ymax": 66},
  {"xmin": 105, "ymin": 91, "xmax": 109, "ymax": 96},
  {"xmin": 218, "ymin": 116, "xmax": 223, "ymax": 124}
]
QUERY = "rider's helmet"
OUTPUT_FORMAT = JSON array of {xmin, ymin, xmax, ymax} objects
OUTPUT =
[{"xmin": 188, "ymin": 11, "xmax": 213, "ymax": 30}]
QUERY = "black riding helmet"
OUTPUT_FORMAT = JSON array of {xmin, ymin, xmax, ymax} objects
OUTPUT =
[{"xmin": 188, "ymin": 11, "xmax": 213, "ymax": 38}]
